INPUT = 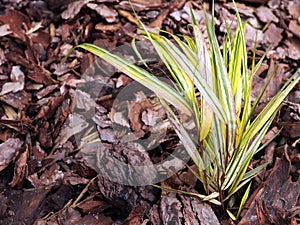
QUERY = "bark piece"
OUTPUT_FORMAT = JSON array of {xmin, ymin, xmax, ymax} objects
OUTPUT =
[
  {"xmin": 36, "ymin": 84, "xmax": 58, "ymax": 99},
  {"xmin": 0, "ymin": 10, "xmax": 30, "ymax": 41},
  {"xmin": 61, "ymin": 0, "xmax": 92, "ymax": 20},
  {"xmin": 251, "ymin": 62, "xmax": 288, "ymax": 102},
  {"xmin": 282, "ymin": 121, "xmax": 300, "ymax": 138},
  {"xmin": 0, "ymin": 24, "xmax": 12, "ymax": 37},
  {"xmin": 287, "ymin": 0, "xmax": 300, "ymax": 19},
  {"xmin": 9, "ymin": 144, "xmax": 29, "ymax": 188},
  {"xmin": 255, "ymin": 6, "xmax": 278, "ymax": 23},
  {"xmin": 241, "ymin": 0, "xmax": 269, "ymax": 3},
  {"xmin": 0, "ymin": 66, "xmax": 25, "ymax": 96},
  {"xmin": 148, "ymin": 191, "xmax": 221, "ymax": 225},
  {"xmin": 239, "ymin": 156, "xmax": 300, "ymax": 225},
  {"xmin": 58, "ymin": 207, "xmax": 82, "ymax": 224},
  {"xmin": 264, "ymin": 23, "xmax": 283, "ymax": 47},
  {"xmin": 4, "ymin": 186, "xmax": 53, "ymax": 225},
  {"xmin": 87, "ymin": 3, "xmax": 118, "ymax": 23},
  {"xmin": 131, "ymin": 0, "xmax": 162, "ymax": 5},
  {"xmin": 0, "ymin": 90, "xmax": 31, "ymax": 110},
  {"xmin": 77, "ymin": 213, "xmax": 113, "ymax": 225},
  {"xmin": 81, "ymin": 141, "xmax": 160, "ymax": 213},
  {"xmin": 0, "ymin": 138, "xmax": 23, "ymax": 172},
  {"xmin": 28, "ymin": 65, "xmax": 57, "ymax": 85},
  {"xmin": 77, "ymin": 199, "xmax": 109, "ymax": 213},
  {"xmin": 268, "ymin": 0, "xmax": 280, "ymax": 9},
  {"xmin": 285, "ymin": 39, "xmax": 300, "ymax": 60},
  {"xmin": 289, "ymin": 20, "xmax": 300, "ymax": 38}
]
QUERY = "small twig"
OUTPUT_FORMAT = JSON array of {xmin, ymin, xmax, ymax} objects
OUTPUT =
[{"xmin": 71, "ymin": 176, "xmax": 98, "ymax": 208}]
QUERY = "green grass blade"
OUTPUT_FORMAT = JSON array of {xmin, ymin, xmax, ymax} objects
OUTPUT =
[
  {"xmin": 75, "ymin": 43, "xmax": 192, "ymax": 115},
  {"xmin": 204, "ymin": 10, "xmax": 237, "ymax": 152},
  {"xmin": 236, "ymin": 181, "xmax": 252, "ymax": 218},
  {"xmin": 243, "ymin": 73, "xmax": 300, "ymax": 144}
]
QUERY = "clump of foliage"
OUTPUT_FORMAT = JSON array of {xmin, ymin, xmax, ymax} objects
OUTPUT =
[{"xmin": 67, "ymin": 2, "xmax": 299, "ymax": 219}]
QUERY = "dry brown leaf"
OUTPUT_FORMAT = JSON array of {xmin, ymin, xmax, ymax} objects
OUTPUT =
[
  {"xmin": 95, "ymin": 23, "xmax": 122, "ymax": 32},
  {"xmin": 148, "ymin": 0, "xmax": 186, "ymax": 28}
]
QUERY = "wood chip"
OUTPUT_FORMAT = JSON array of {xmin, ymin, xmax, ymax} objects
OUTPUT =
[
  {"xmin": 61, "ymin": 0, "xmax": 92, "ymax": 20},
  {"xmin": 0, "ymin": 66, "xmax": 25, "ymax": 96},
  {"xmin": 255, "ymin": 6, "xmax": 279, "ymax": 23},
  {"xmin": 87, "ymin": 3, "xmax": 118, "ymax": 23},
  {"xmin": 239, "ymin": 156, "xmax": 300, "ymax": 225},
  {"xmin": 0, "ymin": 24, "xmax": 12, "ymax": 37},
  {"xmin": 264, "ymin": 23, "xmax": 283, "ymax": 47},
  {"xmin": 289, "ymin": 20, "xmax": 300, "ymax": 38},
  {"xmin": 287, "ymin": 0, "xmax": 300, "ymax": 19},
  {"xmin": 0, "ymin": 138, "xmax": 23, "ymax": 172}
]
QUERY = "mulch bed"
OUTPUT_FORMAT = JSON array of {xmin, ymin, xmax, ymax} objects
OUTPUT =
[{"xmin": 0, "ymin": 0, "xmax": 299, "ymax": 224}]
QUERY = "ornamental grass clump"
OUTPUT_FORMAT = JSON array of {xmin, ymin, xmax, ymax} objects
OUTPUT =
[{"xmin": 67, "ymin": 2, "xmax": 299, "ymax": 219}]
